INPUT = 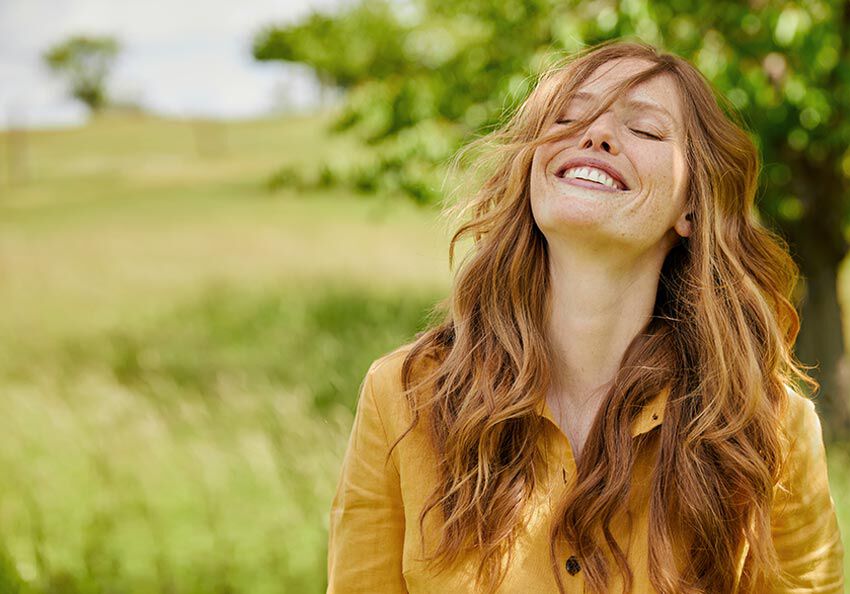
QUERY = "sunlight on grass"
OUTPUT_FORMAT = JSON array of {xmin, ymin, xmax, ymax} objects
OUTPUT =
[
  {"xmin": 0, "ymin": 111, "xmax": 450, "ymax": 592},
  {"xmin": 0, "ymin": 111, "xmax": 846, "ymax": 592},
  {"xmin": 0, "ymin": 282, "xmax": 441, "ymax": 593}
]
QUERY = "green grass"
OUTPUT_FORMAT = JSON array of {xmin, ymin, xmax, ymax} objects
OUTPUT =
[
  {"xmin": 0, "ymin": 110, "xmax": 452, "ymax": 593},
  {"xmin": 0, "ymin": 111, "xmax": 454, "ymax": 340},
  {"xmin": 0, "ymin": 282, "xmax": 441, "ymax": 594},
  {"xmin": 0, "ymin": 110, "xmax": 846, "ymax": 592}
]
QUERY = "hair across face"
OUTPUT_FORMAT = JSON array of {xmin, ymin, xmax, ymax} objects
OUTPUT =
[
  {"xmin": 529, "ymin": 57, "xmax": 692, "ymax": 257},
  {"xmin": 392, "ymin": 39, "xmax": 814, "ymax": 594}
]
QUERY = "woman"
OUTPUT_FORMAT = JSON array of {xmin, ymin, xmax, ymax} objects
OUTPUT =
[{"xmin": 326, "ymin": 39, "xmax": 845, "ymax": 593}]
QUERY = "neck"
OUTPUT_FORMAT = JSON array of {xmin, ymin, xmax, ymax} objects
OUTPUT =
[{"xmin": 545, "ymin": 238, "xmax": 666, "ymax": 407}]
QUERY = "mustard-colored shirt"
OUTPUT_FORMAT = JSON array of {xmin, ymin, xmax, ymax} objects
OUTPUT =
[{"xmin": 327, "ymin": 345, "xmax": 845, "ymax": 592}]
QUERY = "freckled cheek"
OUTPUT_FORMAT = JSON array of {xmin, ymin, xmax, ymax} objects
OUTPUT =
[
  {"xmin": 529, "ymin": 150, "xmax": 550, "ymax": 200},
  {"xmin": 531, "ymin": 148, "xmax": 546, "ymax": 175},
  {"xmin": 671, "ymin": 155, "xmax": 690, "ymax": 197},
  {"xmin": 531, "ymin": 148, "xmax": 543, "ymax": 170},
  {"xmin": 638, "ymin": 153, "xmax": 680, "ymax": 196},
  {"xmin": 634, "ymin": 173, "xmax": 668, "ymax": 199}
]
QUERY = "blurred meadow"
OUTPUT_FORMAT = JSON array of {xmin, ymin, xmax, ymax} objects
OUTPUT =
[
  {"xmin": 0, "ymin": 111, "xmax": 460, "ymax": 592},
  {"xmin": 0, "ymin": 105, "xmax": 847, "ymax": 594},
  {"xmin": 4, "ymin": 0, "xmax": 850, "ymax": 592}
]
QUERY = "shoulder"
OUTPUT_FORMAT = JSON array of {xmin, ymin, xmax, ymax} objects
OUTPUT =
[
  {"xmin": 365, "ymin": 341, "xmax": 419, "ymax": 397},
  {"xmin": 774, "ymin": 382, "xmax": 830, "ymax": 492},
  {"xmin": 779, "ymin": 382, "xmax": 823, "ymax": 445},
  {"xmin": 769, "ymin": 386, "xmax": 844, "ymax": 591},
  {"xmin": 363, "ymin": 341, "xmax": 435, "ymax": 434},
  {"xmin": 367, "ymin": 342, "xmax": 416, "ymax": 379}
]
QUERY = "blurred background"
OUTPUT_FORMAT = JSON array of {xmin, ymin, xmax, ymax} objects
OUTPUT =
[{"xmin": 0, "ymin": 0, "xmax": 848, "ymax": 592}]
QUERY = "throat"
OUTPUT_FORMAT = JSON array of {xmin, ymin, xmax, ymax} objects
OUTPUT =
[{"xmin": 546, "ymin": 393, "xmax": 602, "ymax": 461}]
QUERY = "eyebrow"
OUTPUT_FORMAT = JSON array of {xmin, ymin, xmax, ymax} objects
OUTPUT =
[{"xmin": 572, "ymin": 90, "xmax": 674, "ymax": 121}]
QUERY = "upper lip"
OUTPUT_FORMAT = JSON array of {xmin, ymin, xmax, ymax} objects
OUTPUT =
[{"xmin": 554, "ymin": 156, "xmax": 630, "ymax": 191}]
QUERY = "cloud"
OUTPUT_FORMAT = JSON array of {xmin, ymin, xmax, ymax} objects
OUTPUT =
[{"xmin": 0, "ymin": 0, "xmax": 350, "ymax": 129}]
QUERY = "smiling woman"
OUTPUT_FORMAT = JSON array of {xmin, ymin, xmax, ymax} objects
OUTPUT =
[{"xmin": 326, "ymin": 38, "xmax": 845, "ymax": 594}]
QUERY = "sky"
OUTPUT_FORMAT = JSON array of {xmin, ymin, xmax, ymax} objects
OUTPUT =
[{"xmin": 0, "ymin": 0, "xmax": 351, "ymax": 129}]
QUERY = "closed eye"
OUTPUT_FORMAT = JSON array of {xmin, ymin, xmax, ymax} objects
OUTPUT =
[
  {"xmin": 557, "ymin": 119, "xmax": 663, "ymax": 141},
  {"xmin": 631, "ymin": 129, "xmax": 663, "ymax": 141}
]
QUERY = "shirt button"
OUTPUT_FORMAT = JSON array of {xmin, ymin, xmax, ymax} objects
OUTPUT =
[{"xmin": 565, "ymin": 555, "xmax": 581, "ymax": 575}]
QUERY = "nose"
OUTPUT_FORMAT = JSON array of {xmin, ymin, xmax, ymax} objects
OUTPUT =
[{"xmin": 578, "ymin": 112, "xmax": 620, "ymax": 154}]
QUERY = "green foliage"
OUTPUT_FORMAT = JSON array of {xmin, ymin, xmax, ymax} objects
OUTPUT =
[
  {"xmin": 257, "ymin": 0, "xmax": 850, "ymax": 443},
  {"xmin": 253, "ymin": 0, "xmax": 850, "ymax": 228},
  {"xmin": 42, "ymin": 35, "xmax": 122, "ymax": 112},
  {"xmin": 265, "ymin": 164, "xmax": 307, "ymax": 192},
  {"xmin": 266, "ymin": 163, "xmax": 341, "ymax": 194},
  {"xmin": 265, "ymin": 117, "xmax": 460, "ymax": 202},
  {"xmin": 252, "ymin": 4, "xmax": 410, "ymax": 88}
]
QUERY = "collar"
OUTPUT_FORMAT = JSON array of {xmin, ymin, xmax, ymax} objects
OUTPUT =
[{"xmin": 538, "ymin": 383, "xmax": 672, "ymax": 438}]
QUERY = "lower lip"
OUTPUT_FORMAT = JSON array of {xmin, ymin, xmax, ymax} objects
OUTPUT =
[{"xmin": 555, "ymin": 175, "xmax": 626, "ymax": 193}]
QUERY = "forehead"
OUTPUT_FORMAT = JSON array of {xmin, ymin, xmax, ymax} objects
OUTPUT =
[{"xmin": 571, "ymin": 57, "xmax": 683, "ymax": 122}]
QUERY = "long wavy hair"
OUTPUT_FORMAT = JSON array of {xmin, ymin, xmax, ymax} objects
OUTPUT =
[{"xmin": 385, "ymin": 38, "xmax": 817, "ymax": 594}]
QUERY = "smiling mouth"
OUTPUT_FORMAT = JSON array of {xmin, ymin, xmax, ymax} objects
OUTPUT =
[
  {"xmin": 553, "ymin": 164, "xmax": 630, "ymax": 192},
  {"xmin": 558, "ymin": 177, "xmax": 622, "ymax": 194},
  {"xmin": 554, "ymin": 174, "xmax": 627, "ymax": 193}
]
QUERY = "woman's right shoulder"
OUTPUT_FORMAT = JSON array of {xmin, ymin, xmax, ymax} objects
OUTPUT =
[
  {"xmin": 362, "ymin": 341, "xmax": 441, "ymax": 432},
  {"xmin": 366, "ymin": 340, "xmax": 442, "ymax": 388},
  {"xmin": 366, "ymin": 341, "xmax": 415, "ymax": 378}
]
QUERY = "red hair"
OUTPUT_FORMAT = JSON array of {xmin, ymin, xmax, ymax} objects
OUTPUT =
[{"xmin": 387, "ymin": 38, "xmax": 816, "ymax": 593}]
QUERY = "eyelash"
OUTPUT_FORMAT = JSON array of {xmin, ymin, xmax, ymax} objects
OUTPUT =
[{"xmin": 555, "ymin": 119, "xmax": 663, "ymax": 141}]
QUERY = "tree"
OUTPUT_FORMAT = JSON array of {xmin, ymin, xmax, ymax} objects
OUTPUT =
[
  {"xmin": 255, "ymin": 0, "xmax": 850, "ymax": 441},
  {"xmin": 42, "ymin": 35, "xmax": 122, "ymax": 113}
]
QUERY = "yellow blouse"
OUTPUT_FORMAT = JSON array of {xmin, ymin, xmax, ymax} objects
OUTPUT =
[{"xmin": 327, "ymin": 345, "xmax": 845, "ymax": 593}]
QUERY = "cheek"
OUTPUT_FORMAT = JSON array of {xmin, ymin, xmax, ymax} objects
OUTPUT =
[
  {"xmin": 529, "ymin": 146, "xmax": 551, "ymax": 194},
  {"xmin": 531, "ymin": 144, "xmax": 552, "ymax": 175},
  {"xmin": 531, "ymin": 147, "xmax": 543, "ymax": 174},
  {"xmin": 671, "ymin": 151, "xmax": 689, "ymax": 200},
  {"xmin": 643, "ymin": 148, "xmax": 687, "ymax": 199}
]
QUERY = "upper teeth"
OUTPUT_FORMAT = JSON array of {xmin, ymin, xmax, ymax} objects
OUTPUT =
[{"xmin": 561, "ymin": 166, "xmax": 623, "ymax": 190}]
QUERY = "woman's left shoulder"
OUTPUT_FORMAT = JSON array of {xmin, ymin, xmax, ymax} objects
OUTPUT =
[
  {"xmin": 778, "ymin": 382, "xmax": 826, "ymax": 447},
  {"xmin": 769, "ymin": 385, "xmax": 845, "ymax": 591}
]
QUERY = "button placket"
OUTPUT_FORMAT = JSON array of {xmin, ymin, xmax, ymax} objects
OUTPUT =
[{"xmin": 546, "ymin": 421, "xmax": 584, "ymax": 584}]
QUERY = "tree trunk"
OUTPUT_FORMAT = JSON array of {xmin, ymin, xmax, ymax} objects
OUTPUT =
[
  {"xmin": 782, "ymin": 157, "xmax": 850, "ymax": 443},
  {"xmin": 793, "ymin": 234, "xmax": 850, "ymax": 443}
]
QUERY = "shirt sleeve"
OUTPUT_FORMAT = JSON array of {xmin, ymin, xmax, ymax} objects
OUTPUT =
[
  {"xmin": 327, "ymin": 365, "xmax": 408, "ymax": 593},
  {"xmin": 770, "ymin": 395, "xmax": 845, "ymax": 593}
]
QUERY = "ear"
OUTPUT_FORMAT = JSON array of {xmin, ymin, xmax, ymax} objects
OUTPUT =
[{"xmin": 675, "ymin": 211, "xmax": 693, "ymax": 238}]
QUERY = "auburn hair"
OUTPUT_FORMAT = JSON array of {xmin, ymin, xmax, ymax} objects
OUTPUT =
[{"xmin": 385, "ymin": 37, "xmax": 817, "ymax": 594}]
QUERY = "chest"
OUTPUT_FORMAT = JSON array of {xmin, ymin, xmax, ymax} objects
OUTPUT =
[
  {"xmin": 546, "ymin": 392, "xmax": 603, "ymax": 460},
  {"xmin": 396, "ymin": 423, "xmax": 666, "ymax": 593}
]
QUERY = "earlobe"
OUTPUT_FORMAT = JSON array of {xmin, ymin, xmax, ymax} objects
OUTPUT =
[{"xmin": 677, "ymin": 213, "xmax": 693, "ymax": 238}]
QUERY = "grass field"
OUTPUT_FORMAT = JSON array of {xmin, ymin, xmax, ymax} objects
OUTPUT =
[{"xmin": 0, "ymin": 110, "xmax": 846, "ymax": 592}]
